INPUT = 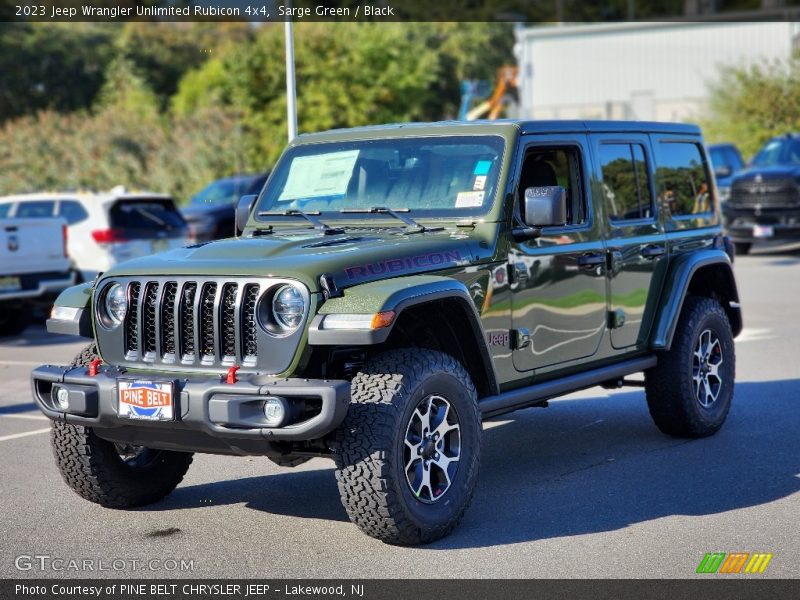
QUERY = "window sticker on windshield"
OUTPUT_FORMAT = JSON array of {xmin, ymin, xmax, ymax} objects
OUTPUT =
[
  {"xmin": 473, "ymin": 160, "xmax": 492, "ymax": 176},
  {"xmin": 473, "ymin": 175, "xmax": 486, "ymax": 191},
  {"xmin": 279, "ymin": 150, "xmax": 360, "ymax": 201},
  {"xmin": 455, "ymin": 191, "xmax": 485, "ymax": 208}
]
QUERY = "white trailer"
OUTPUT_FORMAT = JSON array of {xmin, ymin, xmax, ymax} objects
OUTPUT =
[{"xmin": 515, "ymin": 20, "xmax": 800, "ymax": 122}]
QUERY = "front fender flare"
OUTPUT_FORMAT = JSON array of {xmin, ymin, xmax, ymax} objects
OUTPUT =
[{"xmin": 308, "ymin": 275, "xmax": 498, "ymax": 394}]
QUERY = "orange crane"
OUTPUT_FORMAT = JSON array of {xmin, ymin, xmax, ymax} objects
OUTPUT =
[{"xmin": 463, "ymin": 66, "xmax": 519, "ymax": 121}]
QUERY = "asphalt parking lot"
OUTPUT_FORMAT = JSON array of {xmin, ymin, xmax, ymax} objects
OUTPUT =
[{"xmin": 1, "ymin": 248, "xmax": 799, "ymax": 579}]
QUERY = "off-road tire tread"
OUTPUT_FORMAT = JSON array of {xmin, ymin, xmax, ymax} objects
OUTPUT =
[
  {"xmin": 333, "ymin": 348, "xmax": 481, "ymax": 545},
  {"xmin": 645, "ymin": 296, "xmax": 735, "ymax": 438},
  {"xmin": 50, "ymin": 343, "xmax": 193, "ymax": 508}
]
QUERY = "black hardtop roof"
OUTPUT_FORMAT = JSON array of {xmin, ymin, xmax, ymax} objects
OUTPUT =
[{"xmin": 298, "ymin": 119, "xmax": 701, "ymax": 140}]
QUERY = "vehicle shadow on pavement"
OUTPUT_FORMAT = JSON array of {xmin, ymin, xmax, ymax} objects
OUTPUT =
[
  {"xmin": 150, "ymin": 379, "xmax": 800, "ymax": 547},
  {"xmin": 156, "ymin": 462, "xmax": 349, "ymax": 523},
  {"xmin": 431, "ymin": 378, "xmax": 800, "ymax": 550},
  {"xmin": 0, "ymin": 402, "xmax": 39, "ymax": 414}
]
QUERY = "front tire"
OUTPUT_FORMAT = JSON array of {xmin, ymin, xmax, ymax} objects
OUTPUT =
[
  {"xmin": 645, "ymin": 296, "xmax": 735, "ymax": 438},
  {"xmin": 334, "ymin": 349, "xmax": 482, "ymax": 545},
  {"xmin": 50, "ymin": 343, "xmax": 193, "ymax": 508},
  {"xmin": 51, "ymin": 423, "xmax": 193, "ymax": 508}
]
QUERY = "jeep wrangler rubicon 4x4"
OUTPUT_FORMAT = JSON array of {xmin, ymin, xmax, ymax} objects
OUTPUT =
[{"xmin": 33, "ymin": 121, "xmax": 741, "ymax": 545}]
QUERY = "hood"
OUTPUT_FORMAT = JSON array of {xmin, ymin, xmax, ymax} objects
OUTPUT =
[
  {"xmin": 101, "ymin": 226, "xmax": 485, "ymax": 293},
  {"xmin": 732, "ymin": 165, "xmax": 800, "ymax": 184}
]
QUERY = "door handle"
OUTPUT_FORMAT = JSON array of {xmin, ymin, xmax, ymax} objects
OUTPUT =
[
  {"xmin": 641, "ymin": 244, "xmax": 666, "ymax": 259},
  {"xmin": 577, "ymin": 253, "xmax": 606, "ymax": 268}
]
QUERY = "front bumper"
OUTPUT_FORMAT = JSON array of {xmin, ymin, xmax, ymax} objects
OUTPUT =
[
  {"xmin": 723, "ymin": 207, "xmax": 800, "ymax": 243},
  {"xmin": 30, "ymin": 364, "xmax": 350, "ymax": 456}
]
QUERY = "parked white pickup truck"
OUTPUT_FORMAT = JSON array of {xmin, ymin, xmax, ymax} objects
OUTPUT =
[{"xmin": 0, "ymin": 217, "xmax": 75, "ymax": 336}]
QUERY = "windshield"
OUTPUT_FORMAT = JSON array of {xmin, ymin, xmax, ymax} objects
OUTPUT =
[
  {"xmin": 255, "ymin": 135, "xmax": 505, "ymax": 222},
  {"xmin": 750, "ymin": 138, "xmax": 800, "ymax": 167}
]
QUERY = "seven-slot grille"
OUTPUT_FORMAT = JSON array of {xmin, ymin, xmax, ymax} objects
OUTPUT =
[{"xmin": 121, "ymin": 279, "xmax": 262, "ymax": 367}]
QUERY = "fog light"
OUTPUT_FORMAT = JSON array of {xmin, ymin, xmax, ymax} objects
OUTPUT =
[
  {"xmin": 263, "ymin": 397, "xmax": 287, "ymax": 427},
  {"xmin": 54, "ymin": 386, "xmax": 69, "ymax": 411}
]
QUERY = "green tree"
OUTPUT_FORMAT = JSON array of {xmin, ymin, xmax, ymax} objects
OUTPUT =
[
  {"xmin": 702, "ymin": 57, "xmax": 800, "ymax": 158},
  {"xmin": 0, "ymin": 23, "xmax": 115, "ymax": 122},
  {"xmin": 116, "ymin": 22, "xmax": 252, "ymax": 109},
  {"xmin": 173, "ymin": 23, "xmax": 514, "ymax": 166}
]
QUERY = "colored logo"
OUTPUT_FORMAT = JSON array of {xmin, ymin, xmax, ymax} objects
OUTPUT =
[
  {"xmin": 696, "ymin": 552, "xmax": 773, "ymax": 574},
  {"xmin": 120, "ymin": 381, "xmax": 171, "ymax": 419}
]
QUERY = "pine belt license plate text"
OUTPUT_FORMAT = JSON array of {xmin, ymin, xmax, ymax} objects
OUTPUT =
[
  {"xmin": 118, "ymin": 380, "xmax": 174, "ymax": 421},
  {"xmin": 753, "ymin": 225, "xmax": 774, "ymax": 238}
]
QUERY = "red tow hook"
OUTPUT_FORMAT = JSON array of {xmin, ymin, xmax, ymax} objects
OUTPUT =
[
  {"xmin": 225, "ymin": 365, "xmax": 240, "ymax": 384},
  {"xmin": 87, "ymin": 358, "xmax": 102, "ymax": 377}
]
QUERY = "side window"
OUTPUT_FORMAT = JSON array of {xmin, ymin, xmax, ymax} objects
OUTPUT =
[
  {"xmin": 16, "ymin": 200, "xmax": 55, "ymax": 219},
  {"xmin": 518, "ymin": 146, "xmax": 586, "ymax": 226},
  {"xmin": 58, "ymin": 200, "xmax": 89, "ymax": 225},
  {"xmin": 654, "ymin": 142, "xmax": 713, "ymax": 217},
  {"xmin": 598, "ymin": 143, "xmax": 653, "ymax": 222}
]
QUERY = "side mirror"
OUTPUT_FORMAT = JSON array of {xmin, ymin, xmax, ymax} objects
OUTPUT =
[
  {"xmin": 236, "ymin": 195, "xmax": 258, "ymax": 234},
  {"xmin": 714, "ymin": 165, "xmax": 732, "ymax": 178},
  {"xmin": 523, "ymin": 185, "xmax": 567, "ymax": 228}
]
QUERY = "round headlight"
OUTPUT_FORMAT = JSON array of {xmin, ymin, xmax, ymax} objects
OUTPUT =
[
  {"xmin": 272, "ymin": 285, "xmax": 305, "ymax": 330},
  {"xmin": 104, "ymin": 283, "xmax": 127, "ymax": 326}
]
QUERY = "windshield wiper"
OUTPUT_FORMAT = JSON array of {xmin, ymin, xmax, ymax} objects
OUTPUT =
[
  {"xmin": 339, "ymin": 207, "xmax": 442, "ymax": 234},
  {"xmin": 257, "ymin": 209, "xmax": 344, "ymax": 235}
]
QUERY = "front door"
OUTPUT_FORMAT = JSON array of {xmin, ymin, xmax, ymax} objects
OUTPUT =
[
  {"xmin": 590, "ymin": 134, "xmax": 667, "ymax": 350},
  {"xmin": 511, "ymin": 135, "xmax": 608, "ymax": 373}
]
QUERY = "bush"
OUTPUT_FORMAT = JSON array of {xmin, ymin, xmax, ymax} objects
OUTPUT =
[{"xmin": 703, "ymin": 57, "xmax": 800, "ymax": 158}]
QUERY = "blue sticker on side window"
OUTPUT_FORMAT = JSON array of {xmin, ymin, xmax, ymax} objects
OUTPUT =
[{"xmin": 473, "ymin": 160, "xmax": 492, "ymax": 176}]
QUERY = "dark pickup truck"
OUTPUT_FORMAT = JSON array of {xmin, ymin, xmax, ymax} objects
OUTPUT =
[{"xmin": 724, "ymin": 133, "xmax": 800, "ymax": 254}]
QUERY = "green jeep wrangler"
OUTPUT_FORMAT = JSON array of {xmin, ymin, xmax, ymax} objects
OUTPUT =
[{"xmin": 33, "ymin": 120, "xmax": 742, "ymax": 545}]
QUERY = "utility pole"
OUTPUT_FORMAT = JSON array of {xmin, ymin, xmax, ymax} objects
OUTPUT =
[{"xmin": 285, "ymin": 19, "xmax": 298, "ymax": 142}]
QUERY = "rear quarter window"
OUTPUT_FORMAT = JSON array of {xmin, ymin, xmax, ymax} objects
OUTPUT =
[
  {"xmin": 58, "ymin": 200, "xmax": 89, "ymax": 225},
  {"xmin": 654, "ymin": 142, "xmax": 713, "ymax": 219}
]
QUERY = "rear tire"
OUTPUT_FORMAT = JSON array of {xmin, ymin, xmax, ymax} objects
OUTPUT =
[
  {"xmin": 734, "ymin": 242, "xmax": 751, "ymax": 256},
  {"xmin": 334, "ymin": 349, "xmax": 482, "ymax": 545},
  {"xmin": 50, "ymin": 343, "xmax": 193, "ymax": 508},
  {"xmin": 645, "ymin": 296, "xmax": 735, "ymax": 438}
]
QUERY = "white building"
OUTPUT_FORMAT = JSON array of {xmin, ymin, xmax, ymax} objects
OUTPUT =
[{"xmin": 514, "ymin": 20, "xmax": 800, "ymax": 122}]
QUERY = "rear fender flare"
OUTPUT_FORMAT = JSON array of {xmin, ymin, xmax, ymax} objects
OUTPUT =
[{"xmin": 651, "ymin": 249, "xmax": 742, "ymax": 351}]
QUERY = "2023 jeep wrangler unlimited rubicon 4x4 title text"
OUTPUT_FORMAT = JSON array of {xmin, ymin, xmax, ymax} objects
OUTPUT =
[{"xmin": 32, "ymin": 120, "xmax": 741, "ymax": 545}]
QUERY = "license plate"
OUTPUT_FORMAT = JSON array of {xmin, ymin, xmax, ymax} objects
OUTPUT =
[
  {"xmin": 118, "ymin": 380, "xmax": 174, "ymax": 421},
  {"xmin": 0, "ymin": 276, "xmax": 21, "ymax": 293},
  {"xmin": 753, "ymin": 225, "xmax": 774, "ymax": 238}
]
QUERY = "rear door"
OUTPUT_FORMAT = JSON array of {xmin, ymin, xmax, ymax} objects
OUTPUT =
[
  {"xmin": 510, "ymin": 134, "xmax": 608, "ymax": 373},
  {"xmin": 590, "ymin": 133, "xmax": 667, "ymax": 350}
]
